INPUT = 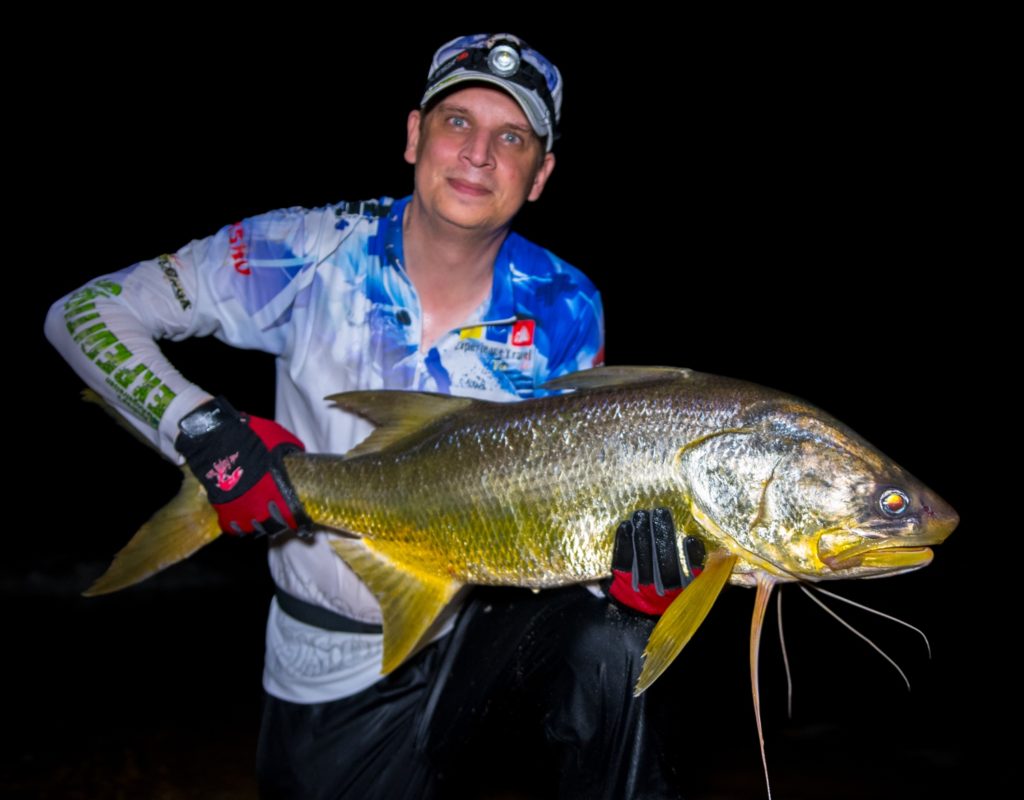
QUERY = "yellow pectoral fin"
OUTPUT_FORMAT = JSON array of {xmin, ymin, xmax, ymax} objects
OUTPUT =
[
  {"xmin": 84, "ymin": 468, "xmax": 222, "ymax": 596},
  {"xmin": 634, "ymin": 549, "xmax": 738, "ymax": 695},
  {"xmin": 330, "ymin": 538, "xmax": 463, "ymax": 674}
]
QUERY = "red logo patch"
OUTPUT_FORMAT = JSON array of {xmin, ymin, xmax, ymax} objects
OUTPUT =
[
  {"xmin": 511, "ymin": 320, "xmax": 535, "ymax": 347},
  {"xmin": 207, "ymin": 452, "xmax": 243, "ymax": 491},
  {"xmin": 228, "ymin": 222, "xmax": 250, "ymax": 276}
]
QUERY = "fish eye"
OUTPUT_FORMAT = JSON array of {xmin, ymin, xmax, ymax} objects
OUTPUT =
[{"xmin": 879, "ymin": 489, "xmax": 910, "ymax": 516}]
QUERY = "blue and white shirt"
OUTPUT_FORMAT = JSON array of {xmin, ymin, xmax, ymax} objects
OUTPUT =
[{"xmin": 46, "ymin": 195, "xmax": 604, "ymax": 702}]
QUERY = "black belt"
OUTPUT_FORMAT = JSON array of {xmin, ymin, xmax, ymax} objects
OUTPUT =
[{"xmin": 275, "ymin": 588, "xmax": 383, "ymax": 634}]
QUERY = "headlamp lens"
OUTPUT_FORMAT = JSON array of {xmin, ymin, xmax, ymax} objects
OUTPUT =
[{"xmin": 488, "ymin": 45, "xmax": 520, "ymax": 78}]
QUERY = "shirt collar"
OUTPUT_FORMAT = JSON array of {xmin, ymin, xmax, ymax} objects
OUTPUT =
[{"xmin": 380, "ymin": 195, "xmax": 520, "ymax": 327}]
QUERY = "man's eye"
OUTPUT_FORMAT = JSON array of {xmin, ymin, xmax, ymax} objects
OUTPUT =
[
  {"xmin": 501, "ymin": 132, "xmax": 523, "ymax": 145},
  {"xmin": 448, "ymin": 116, "xmax": 468, "ymax": 128}
]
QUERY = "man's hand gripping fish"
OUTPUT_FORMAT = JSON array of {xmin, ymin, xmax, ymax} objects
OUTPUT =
[{"xmin": 84, "ymin": 366, "xmax": 958, "ymax": 795}]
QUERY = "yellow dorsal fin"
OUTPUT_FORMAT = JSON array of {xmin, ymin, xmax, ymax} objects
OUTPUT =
[
  {"xmin": 633, "ymin": 549, "xmax": 738, "ymax": 695},
  {"xmin": 326, "ymin": 391, "xmax": 478, "ymax": 457},
  {"xmin": 330, "ymin": 537, "xmax": 463, "ymax": 673},
  {"xmin": 541, "ymin": 366, "xmax": 691, "ymax": 392},
  {"xmin": 84, "ymin": 468, "xmax": 222, "ymax": 596}
]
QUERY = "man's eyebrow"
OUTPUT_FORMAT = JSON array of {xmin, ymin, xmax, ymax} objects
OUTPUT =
[
  {"xmin": 436, "ymin": 102, "xmax": 471, "ymax": 116},
  {"xmin": 435, "ymin": 103, "xmax": 533, "ymax": 134}
]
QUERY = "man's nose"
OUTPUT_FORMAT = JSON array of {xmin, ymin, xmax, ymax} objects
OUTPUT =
[{"xmin": 461, "ymin": 129, "xmax": 495, "ymax": 169}]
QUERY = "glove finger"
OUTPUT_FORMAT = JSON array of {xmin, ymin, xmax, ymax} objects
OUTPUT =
[
  {"xmin": 264, "ymin": 502, "xmax": 292, "ymax": 538},
  {"xmin": 682, "ymin": 536, "xmax": 707, "ymax": 584},
  {"xmin": 268, "ymin": 501, "xmax": 287, "ymax": 528},
  {"xmin": 631, "ymin": 509, "xmax": 654, "ymax": 587},
  {"xmin": 650, "ymin": 507, "xmax": 683, "ymax": 592},
  {"xmin": 611, "ymin": 519, "xmax": 636, "ymax": 573},
  {"xmin": 269, "ymin": 452, "xmax": 313, "ymax": 529}
]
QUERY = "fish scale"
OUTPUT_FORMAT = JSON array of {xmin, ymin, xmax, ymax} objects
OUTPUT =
[{"xmin": 285, "ymin": 380, "xmax": 705, "ymax": 586}]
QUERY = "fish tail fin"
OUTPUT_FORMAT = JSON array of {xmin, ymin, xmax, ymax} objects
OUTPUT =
[
  {"xmin": 634, "ymin": 549, "xmax": 738, "ymax": 695},
  {"xmin": 84, "ymin": 467, "xmax": 223, "ymax": 596},
  {"xmin": 330, "ymin": 538, "xmax": 463, "ymax": 673}
]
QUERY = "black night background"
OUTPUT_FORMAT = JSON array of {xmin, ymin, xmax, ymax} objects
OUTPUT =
[{"xmin": 13, "ymin": 13, "xmax": 1003, "ymax": 799}]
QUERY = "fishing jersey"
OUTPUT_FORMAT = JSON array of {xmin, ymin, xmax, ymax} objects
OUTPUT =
[{"xmin": 46, "ymin": 195, "xmax": 604, "ymax": 703}]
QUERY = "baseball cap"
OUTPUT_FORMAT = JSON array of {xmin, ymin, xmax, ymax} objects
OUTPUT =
[{"xmin": 421, "ymin": 33, "xmax": 563, "ymax": 152}]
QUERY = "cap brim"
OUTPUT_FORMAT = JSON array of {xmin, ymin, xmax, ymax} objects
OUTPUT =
[{"xmin": 420, "ymin": 72, "xmax": 553, "ymax": 152}]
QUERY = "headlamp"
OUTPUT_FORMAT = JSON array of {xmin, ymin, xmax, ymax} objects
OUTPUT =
[
  {"xmin": 487, "ymin": 44, "xmax": 520, "ymax": 78},
  {"xmin": 421, "ymin": 33, "xmax": 563, "ymax": 150}
]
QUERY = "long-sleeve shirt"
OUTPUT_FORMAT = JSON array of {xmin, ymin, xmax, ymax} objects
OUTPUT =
[{"xmin": 45, "ymin": 194, "xmax": 604, "ymax": 701}]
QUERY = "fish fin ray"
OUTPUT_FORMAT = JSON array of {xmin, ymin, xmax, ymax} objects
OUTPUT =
[
  {"xmin": 751, "ymin": 573, "xmax": 777, "ymax": 799},
  {"xmin": 330, "ymin": 537, "xmax": 462, "ymax": 673},
  {"xmin": 84, "ymin": 468, "xmax": 222, "ymax": 596},
  {"xmin": 634, "ymin": 549, "xmax": 738, "ymax": 694},
  {"xmin": 326, "ymin": 391, "xmax": 478, "ymax": 457},
  {"xmin": 542, "ymin": 366, "xmax": 691, "ymax": 392}
]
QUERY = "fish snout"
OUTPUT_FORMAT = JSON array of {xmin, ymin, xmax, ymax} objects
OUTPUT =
[{"xmin": 918, "ymin": 487, "xmax": 959, "ymax": 544}]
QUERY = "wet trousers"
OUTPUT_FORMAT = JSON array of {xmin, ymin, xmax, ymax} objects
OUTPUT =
[{"xmin": 256, "ymin": 586, "xmax": 682, "ymax": 800}]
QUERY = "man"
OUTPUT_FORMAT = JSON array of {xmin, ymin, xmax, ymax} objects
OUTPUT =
[{"xmin": 46, "ymin": 33, "xmax": 687, "ymax": 798}]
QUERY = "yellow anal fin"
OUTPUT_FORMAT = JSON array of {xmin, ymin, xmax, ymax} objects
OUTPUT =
[
  {"xmin": 330, "ymin": 537, "xmax": 463, "ymax": 674},
  {"xmin": 84, "ymin": 468, "xmax": 222, "ymax": 596},
  {"xmin": 634, "ymin": 549, "xmax": 738, "ymax": 695}
]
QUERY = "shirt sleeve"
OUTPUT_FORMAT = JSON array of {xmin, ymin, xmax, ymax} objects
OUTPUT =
[
  {"xmin": 44, "ymin": 204, "xmax": 347, "ymax": 460},
  {"xmin": 544, "ymin": 286, "xmax": 605, "ymax": 379},
  {"xmin": 533, "ymin": 256, "xmax": 605, "ymax": 383}
]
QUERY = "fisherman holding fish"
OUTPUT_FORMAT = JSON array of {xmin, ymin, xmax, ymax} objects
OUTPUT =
[{"xmin": 46, "ymin": 33, "xmax": 692, "ymax": 799}]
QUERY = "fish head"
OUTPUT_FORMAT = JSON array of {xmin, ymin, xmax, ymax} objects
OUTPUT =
[{"xmin": 681, "ymin": 404, "xmax": 959, "ymax": 581}]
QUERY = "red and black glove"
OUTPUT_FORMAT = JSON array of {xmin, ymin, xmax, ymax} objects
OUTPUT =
[
  {"xmin": 175, "ymin": 396, "xmax": 311, "ymax": 537},
  {"xmin": 609, "ymin": 508, "xmax": 706, "ymax": 616}
]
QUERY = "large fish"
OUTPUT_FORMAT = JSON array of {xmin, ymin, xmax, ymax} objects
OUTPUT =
[{"xmin": 85, "ymin": 366, "xmax": 957, "ymax": 793}]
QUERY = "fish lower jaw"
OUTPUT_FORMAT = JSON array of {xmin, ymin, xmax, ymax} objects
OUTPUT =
[{"xmin": 821, "ymin": 546, "xmax": 934, "ymax": 574}]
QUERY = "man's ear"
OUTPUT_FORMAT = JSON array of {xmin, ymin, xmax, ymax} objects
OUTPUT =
[
  {"xmin": 527, "ymin": 152, "xmax": 556, "ymax": 202},
  {"xmin": 404, "ymin": 110, "xmax": 421, "ymax": 165}
]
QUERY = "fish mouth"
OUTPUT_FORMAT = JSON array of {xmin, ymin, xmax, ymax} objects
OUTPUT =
[
  {"xmin": 821, "ymin": 544, "xmax": 934, "ymax": 574},
  {"xmin": 818, "ymin": 495, "xmax": 958, "ymax": 577}
]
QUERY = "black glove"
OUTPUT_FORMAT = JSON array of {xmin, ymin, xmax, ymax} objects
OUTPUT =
[
  {"xmin": 608, "ymin": 508, "xmax": 706, "ymax": 615},
  {"xmin": 175, "ymin": 396, "xmax": 311, "ymax": 537}
]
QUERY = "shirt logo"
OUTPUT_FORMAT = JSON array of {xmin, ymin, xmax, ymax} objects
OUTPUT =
[
  {"xmin": 158, "ymin": 255, "xmax": 192, "ymax": 310},
  {"xmin": 228, "ymin": 222, "xmax": 251, "ymax": 276},
  {"xmin": 511, "ymin": 320, "xmax": 535, "ymax": 347},
  {"xmin": 207, "ymin": 452, "xmax": 243, "ymax": 491}
]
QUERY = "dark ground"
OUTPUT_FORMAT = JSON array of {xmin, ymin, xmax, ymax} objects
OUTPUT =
[{"xmin": 12, "ymin": 13, "xmax": 1007, "ymax": 800}]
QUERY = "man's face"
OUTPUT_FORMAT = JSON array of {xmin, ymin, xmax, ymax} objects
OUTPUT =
[{"xmin": 405, "ymin": 86, "xmax": 556, "ymax": 234}]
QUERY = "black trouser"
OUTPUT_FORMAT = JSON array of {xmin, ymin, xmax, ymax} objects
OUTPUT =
[{"xmin": 257, "ymin": 586, "xmax": 682, "ymax": 800}]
